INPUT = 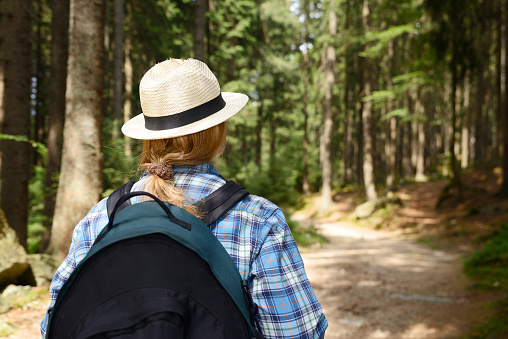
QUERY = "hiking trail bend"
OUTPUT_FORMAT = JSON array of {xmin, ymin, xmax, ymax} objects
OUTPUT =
[{"xmin": 300, "ymin": 220, "xmax": 494, "ymax": 339}]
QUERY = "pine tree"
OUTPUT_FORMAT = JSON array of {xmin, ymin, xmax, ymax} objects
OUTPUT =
[
  {"xmin": 0, "ymin": 0, "xmax": 33, "ymax": 247},
  {"xmin": 49, "ymin": 0, "xmax": 106, "ymax": 259}
]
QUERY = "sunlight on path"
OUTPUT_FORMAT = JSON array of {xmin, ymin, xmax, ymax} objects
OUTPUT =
[{"xmin": 301, "ymin": 221, "xmax": 492, "ymax": 339}]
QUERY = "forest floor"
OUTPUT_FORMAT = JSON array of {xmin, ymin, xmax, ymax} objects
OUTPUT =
[
  {"xmin": 296, "ymin": 164, "xmax": 508, "ymax": 338},
  {"xmin": 1, "ymin": 165, "xmax": 507, "ymax": 338}
]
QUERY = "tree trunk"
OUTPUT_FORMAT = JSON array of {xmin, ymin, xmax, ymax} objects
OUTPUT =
[
  {"xmin": 194, "ymin": 0, "xmax": 206, "ymax": 62},
  {"xmin": 355, "ymin": 55, "xmax": 363, "ymax": 186},
  {"xmin": 207, "ymin": 0, "xmax": 215, "ymax": 58},
  {"xmin": 0, "ymin": 0, "xmax": 33, "ymax": 248},
  {"xmin": 112, "ymin": 0, "xmax": 124, "ymax": 140},
  {"xmin": 386, "ymin": 40, "xmax": 396, "ymax": 189},
  {"xmin": 40, "ymin": 0, "xmax": 70, "ymax": 252},
  {"xmin": 320, "ymin": 2, "xmax": 337, "ymax": 210},
  {"xmin": 103, "ymin": 0, "xmax": 111, "ymax": 118},
  {"xmin": 49, "ymin": 0, "xmax": 106, "ymax": 259},
  {"xmin": 361, "ymin": 0, "xmax": 377, "ymax": 201},
  {"xmin": 498, "ymin": 0, "xmax": 505, "ymax": 160},
  {"xmin": 123, "ymin": 3, "xmax": 132, "ymax": 159},
  {"xmin": 34, "ymin": 0, "xmax": 46, "ymax": 167},
  {"xmin": 302, "ymin": 54, "xmax": 310, "ymax": 194},
  {"xmin": 302, "ymin": 0, "xmax": 310, "ymax": 194},
  {"xmin": 449, "ymin": 56, "xmax": 462, "ymax": 194},
  {"xmin": 415, "ymin": 89, "xmax": 426, "ymax": 182},
  {"xmin": 461, "ymin": 75, "xmax": 471, "ymax": 169},
  {"xmin": 343, "ymin": 0, "xmax": 351, "ymax": 185},
  {"xmin": 255, "ymin": 96, "xmax": 263, "ymax": 169},
  {"xmin": 502, "ymin": 0, "xmax": 508, "ymax": 196},
  {"xmin": 402, "ymin": 121, "xmax": 412, "ymax": 178},
  {"xmin": 428, "ymin": 89, "xmax": 437, "ymax": 173},
  {"xmin": 475, "ymin": 0, "xmax": 489, "ymax": 163},
  {"xmin": 409, "ymin": 88, "xmax": 417, "ymax": 177}
]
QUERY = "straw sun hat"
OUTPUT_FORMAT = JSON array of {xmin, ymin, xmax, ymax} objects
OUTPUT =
[{"xmin": 121, "ymin": 58, "xmax": 249, "ymax": 140}]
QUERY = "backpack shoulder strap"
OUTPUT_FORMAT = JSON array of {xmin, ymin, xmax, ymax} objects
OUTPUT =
[
  {"xmin": 106, "ymin": 181, "xmax": 136, "ymax": 220},
  {"xmin": 200, "ymin": 180, "xmax": 249, "ymax": 226},
  {"xmin": 106, "ymin": 180, "xmax": 249, "ymax": 226}
]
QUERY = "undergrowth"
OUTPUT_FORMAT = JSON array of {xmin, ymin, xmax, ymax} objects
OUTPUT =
[
  {"xmin": 286, "ymin": 215, "xmax": 327, "ymax": 248},
  {"xmin": 465, "ymin": 224, "xmax": 508, "ymax": 289},
  {"xmin": 463, "ymin": 223, "xmax": 508, "ymax": 338}
]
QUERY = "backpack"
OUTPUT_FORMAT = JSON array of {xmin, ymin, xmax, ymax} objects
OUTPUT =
[{"xmin": 46, "ymin": 181, "xmax": 264, "ymax": 339}]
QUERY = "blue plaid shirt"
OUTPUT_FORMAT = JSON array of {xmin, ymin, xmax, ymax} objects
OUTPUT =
[{"xmin": 41, "ymin": 163, "xmax": 327, "ymax": 338}]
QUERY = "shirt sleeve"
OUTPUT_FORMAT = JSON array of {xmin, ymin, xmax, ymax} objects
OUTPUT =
[
  {"xmin": 40, "ymin": 222, "xmax": 81, "ymax": 338},
  {"xmin": 250, "ymin": 208, "xmax": 327, "ymax": 338},
  {"xmin": 40, "ymin": 198, "xmax": 108, "ymax": 338}
]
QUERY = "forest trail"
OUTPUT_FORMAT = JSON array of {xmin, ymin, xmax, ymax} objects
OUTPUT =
[
  {"xmin": 300, "ymin": 220, "xmax": 496, "ymax": 339},
  {"xmin": 296, "ymin": 170, "xmax": 507, "ymax": 339}
]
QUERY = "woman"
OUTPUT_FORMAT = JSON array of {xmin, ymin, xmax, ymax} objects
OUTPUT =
[{"xmin": 41, "ymin": 58, "xmax": 327, "ymax": 338}]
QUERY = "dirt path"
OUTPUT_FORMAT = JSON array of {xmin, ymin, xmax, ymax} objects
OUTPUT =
[
  {"xmin": 0, "ymin": 290, "xmax": 48, "ymax": 338},
  {"xmin": 299, "ymin": 219, "xmax": 500, "ymax": 339}
]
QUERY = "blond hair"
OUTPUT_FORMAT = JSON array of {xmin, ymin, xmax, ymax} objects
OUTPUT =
[{"xmin": 139, "ymin": 122, "xmax": 227, "ymax": 217}]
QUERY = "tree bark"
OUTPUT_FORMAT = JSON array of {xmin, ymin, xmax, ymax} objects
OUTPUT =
[
  {"xmin": 123, "ymin": 3, "xmax": 132, "ymax": 159},
  {"xmin": 194, "ymin": 0, "xmax": 206, "ymax": 62},
  {"xmin": 112, "ymin": 0, "xmax": 124, "ymax": 140},
  {"xmin": 49, "ymin": 0, "xmax": 106, "ymax": 259},
  {"xmin": 386, "ymin": 40, "xmax": 396, "ymax": 189},
  {"xmin": 498, "ymin": 0, "xmax": 505, "ymax": 160},
  {"xmin": 461, "ymin": 75, "xmax": 471, "ymax": 169},
  {"xmin": 442, "ymin": 76, "xmax": 451, "ymax": 177},
  {"xmin": 255, "ymin": 96, "xmax": 263, "ymax": 169},
  {"xmin": 361, "ymin": 0, "xmax": 377, "ymax": 201},
  {"xmin": 502, "ymin": 0, "xmax": 508, "ymax": 196},
  {"xmin": 34, "ymin": 0, "xmax": 46, "ymax": 167},
  {"xmin": 342, "ymin": 0, "xmax": 351, "ymax": 185},
  {"xmin": 0, "ymin": 0, "xmax": 33, "ymax": 248},
  {"xmin": 301, "ymin": 0, "xmax": 310, "ymax": 194},
  {"xmin": 409, "ymin": 88, "xmax": 417, "ymax": 177},
  {"xmin": 449, "ymin": 54, "xmax": 462, "ymax": 195},
  {"xmin": 207, "ymin": 0, "xmax": 215, "ymax": 58},
  {"xmin": 320, "ymin": 2, "xmax": 337, "ymax": 209},
  {"xmin": 40, "ymin": 0, "xmax": 70, "ymax": 252},
  {"xmin": 475, "ymin": 0, "xmax": 490, "ymax": 163},
  {"xmin": 302, "ymin": 52, "xmax": 310, "ymax": 194},
  {"xmin": 415, "ymin": 89, "xmax": 426, "ymax": 182}
]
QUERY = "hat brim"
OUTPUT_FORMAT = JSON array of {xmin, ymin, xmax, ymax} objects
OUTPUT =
[{"xmin": 121, "ymin": 92, "xmax": 248, "ymax": 140}]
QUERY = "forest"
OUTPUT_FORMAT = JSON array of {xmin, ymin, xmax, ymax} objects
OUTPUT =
[
  {"xmin": 1, "ymin": 0, "xmax": 508, "ymax": 257},
  {"xmin": 2, "ymin": 0, "xmax": 508, "ymax": 337}
]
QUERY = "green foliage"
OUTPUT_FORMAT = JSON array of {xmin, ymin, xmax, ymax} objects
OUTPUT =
[
  {"xmin": 27, "ymin": 166, "xmax": 47, "ymax": 254},
  {"xmin": 1, "ymin": 134, "xmax": 49, "ymax": 252},
  {"xmin": 361, "ymin": 23, "xmax": 415, "ymax": 59},
  {"xmin": 362, "ymin": 90, "xmax": 396, "ymax": 108},
  {"xmin": 286, "ymin": 215, "xmax": 328, "ymax": 248},
  {"xmin": 380, "ymin": 108, "xmax": 409, "ymax": 121},
  {"xmin": 218, "ymin": 158, "xmax": 302, "ymax": 207},
  {"xmin": 0, "ymin": 134, "xmax": 47, "ymax": 159},
  {"xmin": 102, "ymin": 118, "xmax": 143, "ymax": 195},
  {"xmin": 464, "ymin": 224, "xmax": 508, "ymax": 290},
  {"xmin": 462, "ymin": 298, "xmax": 508, "ymax": 339}
]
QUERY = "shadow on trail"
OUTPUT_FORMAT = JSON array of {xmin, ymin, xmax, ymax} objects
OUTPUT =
[{"xmin": 301, "ymin": 222, "xmax": 497, "ymax": 339}]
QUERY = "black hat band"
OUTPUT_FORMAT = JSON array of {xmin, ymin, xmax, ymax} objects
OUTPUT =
[{"xmin": 144, "ymin": 94, "xmax": 226, "ymax": 131}]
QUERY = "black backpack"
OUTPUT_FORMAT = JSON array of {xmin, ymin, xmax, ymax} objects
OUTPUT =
[{"xmin": 46, "ymin": 181, "xmax": 264, "ymax": 339}]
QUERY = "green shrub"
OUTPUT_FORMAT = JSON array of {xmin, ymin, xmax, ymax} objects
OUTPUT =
[
  {"xmin": 464, "ymin": 224, "xmax": 508, "ymax": 289},
  {"xmin": 463, "ymin": 224, "xmax": 508, "ymax": 339},
  {"xmin": 27, "ymin": 166, "xmax": 48, "ymax": 254},
  {"xmin": 286, "ymin": 215, "xmax": 327, "ymax": 248},
  {"xmin": 463, "ymin": 298, "xmax": 508, "ymax": 339}
]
